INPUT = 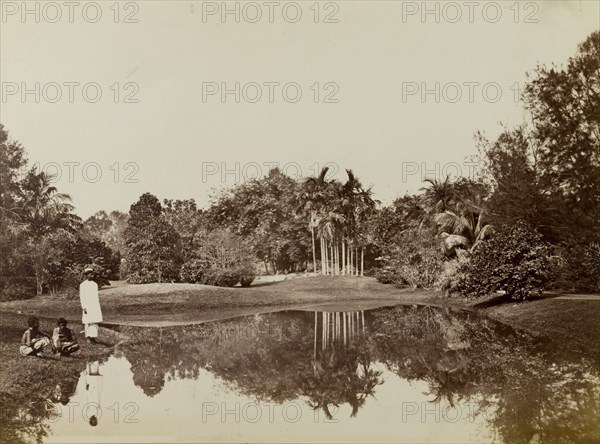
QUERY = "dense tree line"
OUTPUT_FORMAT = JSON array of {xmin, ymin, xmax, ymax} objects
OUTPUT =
[{"xmin": 1, "ymin": 32, "xmax": 598, "ymax": 298}]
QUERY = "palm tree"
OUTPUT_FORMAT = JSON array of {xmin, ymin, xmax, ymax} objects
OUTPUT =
[
  {"xmin": 17, "ymin": 170, "xmax": 80, "ymax": 238},
  {"xmin": 17, "ymin": 170, "xmax": 81, "ymax": 293},
  {"xmin": 420, "ymin": 177, "xmax": 454, "ymax": 213},
  {"xmin": 317, "ymin": 209, "xmax": 345, "ymax": 275},
  {"xmin": 339, "ymin": 170, "xmax": 379, "ymax": 275},
  {"xmin": 353, "ymin": 186, "xmax": 378, "ymax": 275},
  {"xmin": 434, "ymin": 209, "xmax": 495, "ymax": 256},
  {"xmin": 433, "ymin": 179, "xmax": 495, "ymax": 256},
  {"xmin": 299, "ymin": 167, "xmax": 333, "ymax": 274}
]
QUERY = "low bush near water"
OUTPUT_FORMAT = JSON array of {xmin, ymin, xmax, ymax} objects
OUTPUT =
[
  {"xmin": 454, "ymin": 221, "xmax": 552, "ymax": 301},
  {"xmin": 375, "ymin": 228, "xmax": 445, "ymax": 289},
  {"xmin": 204, "ymin": 268, "xmax": 241, "ymax": 287}
]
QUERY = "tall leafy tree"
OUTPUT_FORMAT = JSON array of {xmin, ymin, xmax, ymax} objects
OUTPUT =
[
  {"xmin": 124, "ymin": 193, "xmax": 181, "ymax": 283},
  {"xmin": 163, "ymin": 199, "xmax": 205, "ymax": 263},
  {"xmin": 0, "ymin": 124, "xmax": 28, "ymax": 280},
  {"xmin": 209, "ymin": 168, "xmax": 310, "ymax": 274},
  {"xmin": 523, "ymin": 30, "xmax": 600, "ymax": 242}
]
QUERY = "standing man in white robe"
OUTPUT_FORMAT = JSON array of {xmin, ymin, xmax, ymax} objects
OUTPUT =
[{"xmin": 80, "ymin": 268, "xmax": 103, "ymax": 343}]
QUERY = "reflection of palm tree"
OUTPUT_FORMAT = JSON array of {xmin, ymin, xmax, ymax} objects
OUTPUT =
[
  {"xmin": 303, "ymin": 346, "xmax": 382, "ymax": 419},
  {"xmin": 304, "ymin": 311, "xmax": 381, "ymax": 419}
]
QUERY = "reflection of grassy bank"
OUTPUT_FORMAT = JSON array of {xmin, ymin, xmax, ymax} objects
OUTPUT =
[{"xmin": 0, "ymin": 312, "xmax": 124, "ymax": 442}]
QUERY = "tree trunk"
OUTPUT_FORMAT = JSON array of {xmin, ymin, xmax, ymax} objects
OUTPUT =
[
  {"xmin": 334, "ymin": 241, "xmax": 338, "ymax": 275},
  {"xmin": 335, "ymin": 239, "xmax": 341, "ymax": 275},
  {"xmin": 341, "ymin": 241, "xmax": 346, "ymax": 276},
  {"xmin": 361, "ymin": 247, "xmax": 364, "ymax": 277},
  {"xmin": 321, "ymin": 238, "xmax": 325, "ymax": 275},
  {"xmin": 324, "ymin": 240, "xmax": 329, "ymax": 275},
  {"xmin": 347, "ymin": 241, "xmax": 350, "ymax": 275},
  {"xmin": 320, "ymin": 237, "xmax": 326, "ymax": 276},
  {"xmin": 348, "ymin": 245, "xmax": 352, "ymax": 276},
  {"xmin": 36, "ymin": 273, "xmax": 43, "ymax": 295},
  {"xmin": 330, "ymin": 242, "xmax": 335, "ymax": 275}
]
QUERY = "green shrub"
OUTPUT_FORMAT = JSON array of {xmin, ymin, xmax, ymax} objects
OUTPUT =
[
  {"xmin": 375, "ymin": 228, "xmax": 445, "ymax": 289},
  {"xmin": 204, "ymin": 268, "xmax": 240, "ymax": 287},
  {"xmin": 455, "ymin": 221, "xmax": 551, "ymax": 300},
  {"xmin": 582, "ymin": 243, "xmax": 600, "ymax": 291},
  {"xmin": 374, "ymin": 264, "xmax": 399, "ymax": 285},
  {"xmin": 180, "ymin": 259, "xmax": 210, "ymax": 284},
  {"xmin": 128, "ymin": 269, "xmax": 158, "ymax": 284},
  {"xmin": 240, "ymin": 275, "xmax": 255, "ymax": 287},
  {"xmin": 397, "ymin": 249, "xmax": 444, "ymax": 289},
  {"xmin": 435, "ymin": 251, "xmax": 470, "ymax": 296},
  {"xmin": 0, "ymin": 282, "xmax": 35, "ymax": 301},
  {"xmin": 551, "ymin": 242, "xmax": 600, "ymax": 292},
  {"xmin": 237, "ymin": 263, "xmax": 256, "ymax": 287}
]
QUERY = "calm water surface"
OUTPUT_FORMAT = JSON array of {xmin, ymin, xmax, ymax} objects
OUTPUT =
[{"xmin": 5, "ymin": 306, "xmax": 600, "ymax": 443}]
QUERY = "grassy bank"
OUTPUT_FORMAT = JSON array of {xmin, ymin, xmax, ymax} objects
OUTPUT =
[
  {"xmin": 482, "ymin": 297, "xmax": 600, "ymax": 361},
  {"xmin": 0, "ymin": 312, "xmax": 123, "ymax": 394},
  {"xmin": 0, "ymin": 276, "xmax": 439, "ymax": 326}
]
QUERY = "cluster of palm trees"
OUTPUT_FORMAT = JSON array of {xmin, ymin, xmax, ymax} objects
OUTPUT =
[
  {"xmin": 298, "ymin": 168, "xmax": 379, "ymax": 276},
  {"xmin": 408, "ymin": 177, "xmax": 495, "ymax": 257}
]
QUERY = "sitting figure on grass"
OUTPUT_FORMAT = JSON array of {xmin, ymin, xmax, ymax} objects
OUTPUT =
[
  {"xmin": 19, "ymin": 316, "xmax": 51, "ymax": 357},
  {"xmin": 52, "ymin": 318, "xmax": 80, "ymax": 356}
]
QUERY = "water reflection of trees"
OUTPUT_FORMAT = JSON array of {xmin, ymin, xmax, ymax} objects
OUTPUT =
[
  {"xmin": 115, "ymin": 306, "xmax": 599, "ymax": 442},
  {"xmin": 368, "ymin": 306, "xmax": 600, "ymax": 443},
  {"xmin": 0, "ymin": 363, "xmax": 88, "ymax": 444},
  {"xmin": 302, "ymin": 311, "xmax": 382, "ymax": 419},
  {"xmin": 119, "ymin": 311, "xmax": 382, "ymax": 419}
]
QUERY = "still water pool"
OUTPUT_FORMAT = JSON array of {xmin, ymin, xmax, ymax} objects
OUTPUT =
[{"xmin": 9, "ymin": 306, "xmax": 600, "ymax": 443}]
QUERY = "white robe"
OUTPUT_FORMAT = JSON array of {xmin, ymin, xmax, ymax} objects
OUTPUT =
[
  {"xmin": 85, "ymin": 362, "xmax": 102, "ymax": 414},
  {"xmin": 80, "ymin": 280, "xmax": 103, "ymax": 324}
]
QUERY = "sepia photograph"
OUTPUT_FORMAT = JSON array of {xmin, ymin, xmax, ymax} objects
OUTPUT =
[{"xmin": 1, "ymin": 1, "xmax": 599, "ymax": 442}]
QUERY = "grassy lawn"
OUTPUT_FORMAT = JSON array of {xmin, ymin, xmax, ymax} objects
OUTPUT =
[
  {"xmin": 0, "ymin": 276, "xmax": 440, "ymax": 326},
  {"xmin": 482, "ymin": 297, "xmax": 600, "ymax": 362}
]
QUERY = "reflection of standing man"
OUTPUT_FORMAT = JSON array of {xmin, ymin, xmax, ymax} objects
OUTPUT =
[
  {"xmin": 85, "ymin": 360, "xmax": 102, "ymax": 427},
  {"xmin": 80, "ymin": 268, "xmax": 103, "ymax": 343}
]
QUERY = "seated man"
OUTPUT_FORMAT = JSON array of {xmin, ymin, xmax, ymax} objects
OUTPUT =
[
  {"xmin": 20, "ymin": 316, "xmax": 51, "ymax": 357},
  {"xmin": 52, "ymin": 318, "xmax": 80, "ymax": 356}
]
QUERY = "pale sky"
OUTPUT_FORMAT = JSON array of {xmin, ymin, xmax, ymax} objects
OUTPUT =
[{"xmin": 1, "ymin": 0, "xmax": 599, "ymax": 218}]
